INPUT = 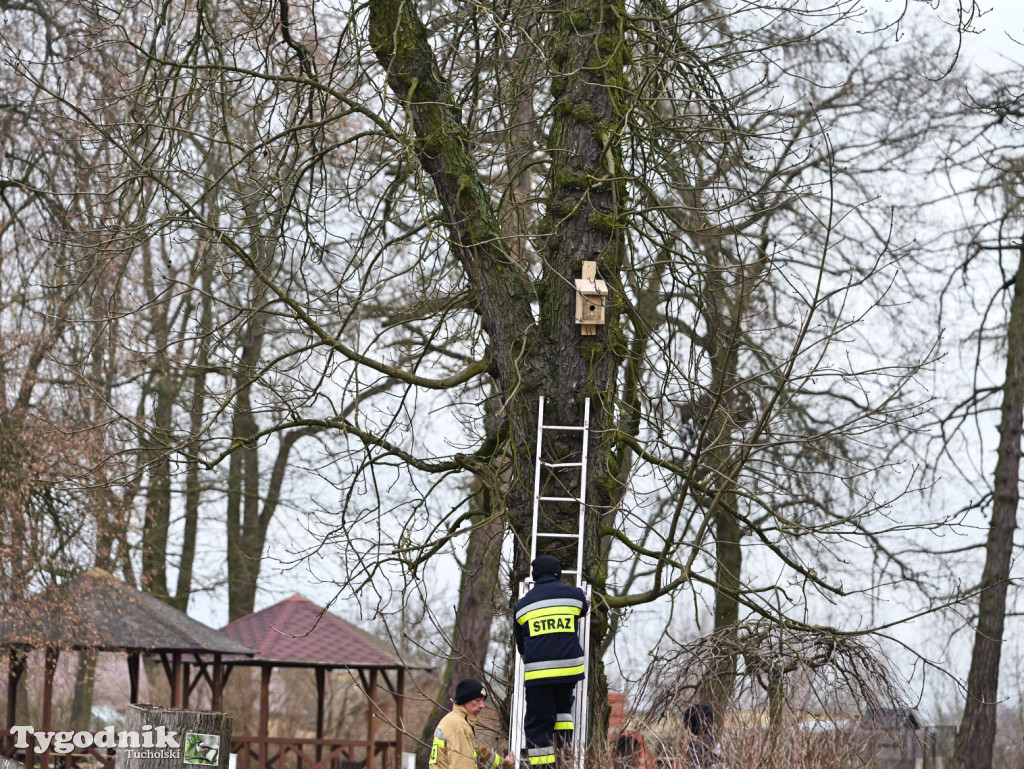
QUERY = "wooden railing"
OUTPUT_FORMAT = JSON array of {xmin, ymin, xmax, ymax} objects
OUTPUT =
[
  {"xmin": 230, "ymin": 737, "xmax": 397, "ymax": 769},
  {"xmin": 0, "ymin": 731, "xmax": 398, "ymax": 769}
]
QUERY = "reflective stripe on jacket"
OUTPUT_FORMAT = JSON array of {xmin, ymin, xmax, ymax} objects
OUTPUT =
[
  {"xmin": 429, "ymin": 704, "xmax": 512, "ymax": 769},
  {"xmin": 513, "ymin": 575, "xmax": 588, "ymax": 687}
]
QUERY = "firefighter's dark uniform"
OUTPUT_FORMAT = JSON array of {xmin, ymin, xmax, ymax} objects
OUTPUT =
[{"xmin": 513, "ymin": 558, "xmax": 588, "ymax": 767}]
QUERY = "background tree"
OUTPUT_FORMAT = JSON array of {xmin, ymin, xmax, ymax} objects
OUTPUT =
[
  {"xmin": 915, "ymin": 73, "xmax": 1024, "ymax": 769},
  {"xmin": 0, "ymin": 0, "xmax": 967, "ymax": 746}
]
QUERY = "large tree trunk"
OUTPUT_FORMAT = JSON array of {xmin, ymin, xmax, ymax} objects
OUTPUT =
[
  {"xmin": 70, "ymin": 651, "xmax": 97, "ymax": 732},
  {"xmin": 139, "ymin": 238, "xmax": 172, "ymax": 601},
  {"xmin": 764, "ymin": 671, "xmax": 787, "ymax": 769},
  {"xmin": 449, "ymin": 504, "xmax": 503, "ymax": 683},
  {"xmin": 226, "ymin": 315, "xmax": 265, "ymax": 621},
  {"xmin": 696, "ymin": 492, "xmax": 741, "ymax": 718},
  {"xmin": 416, "ymin": 493, "xmax": 503, "ymax": 769},
  {"xmin": 519, "ymin": 0, "xmax": 627, "ymax": 747},
  {"xmin": 369, "ymin": 0, "xmax": 626, "ymax": 743},
  {"xmin": 172, "ymin": 259, "xmax": 215, "ymax": 613},
  {"xmin": 141, "ymin": 376, "xmax": 173, "ymax": 601},
  {"xmin": 694, "ymin": 249, "xmax": 751, "ymax": 718},
  {"xmin": 952, "ymin": 257, "xmax": 1024, "ymax": 769},
  {"xmin": 225, "ymin": 386, "xmax": 261, "ymax": 620}
]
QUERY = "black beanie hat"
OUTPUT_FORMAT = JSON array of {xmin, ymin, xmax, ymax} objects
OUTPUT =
[
  {"xmin": 454, "ymin": 677, "xmax": 487, "ymax": 705},
  {"xmin": 532, "ymin": 555, "xmax": 562, "ymax": 580}
]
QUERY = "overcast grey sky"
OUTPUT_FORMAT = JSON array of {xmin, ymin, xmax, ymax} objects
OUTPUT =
[
  {"xmin": 174, "ymin": 0, "xmax": 1024, "ymax": 726},
  {"xmin": 959, "ymin": 2, "xmax": 1024, "ymax": 66}
]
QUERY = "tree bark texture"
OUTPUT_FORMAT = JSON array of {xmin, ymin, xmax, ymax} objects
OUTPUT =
[
  {"xmin": 70, "ymin": 650, "xmax": 98, "ymax": 732},
  {"xmin": 417, "ymin": 491, "xmax": 504, "ymax": 769},
  {"xmin": 369, "ymin": 0, "xmax": 627, "ymax": 745},
  {"xmin": 174, "ymin": 259, "xmax": 216, "ymax": 614},
  {"xmin": 695, "ymin": 491, "xmax": 741, "ymax": 719},
  {"xmin": 141, "ymin": 374, "xmax": 174, "ymax": 603},
  {"xmin": 451, "ymin": 499, "xmax": 504, "ymax": 676},
  {"xmin": 140, "ymin": 239, "xmax": 176, "ymax": 604},
  {"xmin": 114, "ymin": 704, "xmax": 233, "ymax": 769},
  {"xmin": 226, "ymin": 315, "xmax": 266, "ymax": 621},
  {"xmin": 952, "ymin": 256, "xmax": 1024, "ymax": 769},
  {"xmin": 691, "ymin": 243, "xmax": 752, "ymax": 717}
]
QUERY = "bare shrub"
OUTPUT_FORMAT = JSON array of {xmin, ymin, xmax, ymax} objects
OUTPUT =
[{"xmin": 626, "ymin": 621, "xmax": 917, "ymax": 769}]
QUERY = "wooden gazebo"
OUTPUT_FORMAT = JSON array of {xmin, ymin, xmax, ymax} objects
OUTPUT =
[
  {"xmin": 0, "ymin": 569, "xmax": 255, "ymax": 769},
  {"xmin": 218, "ymin": 595, "xmax": 431, "ymax": 769}
]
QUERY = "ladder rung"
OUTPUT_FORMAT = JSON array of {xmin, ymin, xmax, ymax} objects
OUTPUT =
[
  {"xmin": 540, "ymin": 462, "xmax": 583, "ymax": 468},
  {"xmin": 537, "ymin": 533, "xmax": 580, "ymax": 539},
  {"xmin": 541, "ymin": 425, "xmax": 586, "ymax": 431},
  {"xmin": 538, "ymin": 496, "xmax": 579, "ymax": 502}
]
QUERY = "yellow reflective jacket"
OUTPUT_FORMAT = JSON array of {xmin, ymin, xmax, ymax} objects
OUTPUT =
[{"xmin": 430, "ymin": 704, "xmax": 513, "ymax": 769}]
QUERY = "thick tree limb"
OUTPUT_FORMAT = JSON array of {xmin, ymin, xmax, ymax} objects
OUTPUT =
[{"xmin": 368, "ymin": 0, "xmax": 538, "ymax": 390}]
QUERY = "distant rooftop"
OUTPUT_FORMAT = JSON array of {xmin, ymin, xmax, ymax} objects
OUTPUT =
[
  {"xmin": 220, "ymin": 594, "xmax": 430, "ymax": 670},
  {"xmin": 0, "ymin": 569, "xmax": 254, "ymax": 656}
]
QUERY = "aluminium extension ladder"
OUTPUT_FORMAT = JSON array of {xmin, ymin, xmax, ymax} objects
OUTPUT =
[{"xmin": 509, "ymin": 396, "xmax": 593, "ymax": 769}]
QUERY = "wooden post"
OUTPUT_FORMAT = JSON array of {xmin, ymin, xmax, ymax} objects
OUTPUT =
[
  {"xmin": 212, "ymin": 655, "xmax": 223, "ymax": 712},
  {"xmin": 315, "ymin": 668, "xmax": 325, "ymax": 763},
  {"xmin": 182, "ymin": 661, "xmax": 191, "ymax": 708},
  {"xmin": 23, "ymin": 652, "xmax": 33, "ymax": 769},
  {"xmin": 40, "ymin": 648, "xmax": 59, "ymax": 769},
  {"xmin": 6, "ymin": 649, "xmax": 24, "ymax": 731},
  {"xmin": 171, "ymin": 653, "xmax": 183, "ymax": 708},
  {"xmin": 258, "ymin": 665, "xmax": 271, "ymax": 769},
  {"xmin": 366, "ymin": 670, "xmax": 377, "ymax": 769},
  {"xmin": 4, "ymin": 650, "xmax": 24, "ymax": 760},
  {"xmin": 394, "ymin": 669, "xmax": 405, "ymax": 769},
  {"xmin": 114, "ymin": 704, "xmax": 233, "ymax": 769},
  {"xmin": 127, "ymin": 652, "xmax": 141, "ymax": 705},
  {"xmin": 21, "ymin": 654, "xmax": 33, "ymax": 769},
  {"xmin": 41, "ymin": 649, "xmax": 58, "ymax": 729}
]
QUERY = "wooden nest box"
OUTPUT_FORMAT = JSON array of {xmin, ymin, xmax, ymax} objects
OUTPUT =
[{"xmin": 575, "ymin": 260, "xmax": 608, "ymax": 335}]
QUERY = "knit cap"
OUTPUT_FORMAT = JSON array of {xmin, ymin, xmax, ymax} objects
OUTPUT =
[
  {"xmin": 454, "ymin": 677, "xmax": 487, "ymax": 704},
  {"xmin": 531, "ymin": 555, "xmax": 562, "ymax": 580}
]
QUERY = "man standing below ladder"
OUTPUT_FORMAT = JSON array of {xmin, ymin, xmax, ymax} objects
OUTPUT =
[
  {"xmin": 513, "ymin": 556, "xmax": 589, "ymax": 768},
  {"xmin": 431, "ymin": 678, "xmax": 514, "ymax": 769}
]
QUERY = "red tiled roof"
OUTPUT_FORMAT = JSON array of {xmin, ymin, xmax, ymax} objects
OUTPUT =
[{"xmin": 221, "ymin": 594, "xmax": 414, "ymax": 669}]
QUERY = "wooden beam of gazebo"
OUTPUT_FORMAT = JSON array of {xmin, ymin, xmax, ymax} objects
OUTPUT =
[
  {"xmin": 0, "ymin": 569, "xmax": 254, "ymax": 769},
  {"xmin": 214, "ymin": 594, "xmax": 432, "ymax": 769}
]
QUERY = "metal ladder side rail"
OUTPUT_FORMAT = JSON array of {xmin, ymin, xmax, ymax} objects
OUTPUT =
[
  {"xmin": 572, "ymin": 583, "xmax": 593, "ymax": 769},
  {"xmin": 509, "ymin": 581, "xmax": 530, "ymax": 765},
  {"xmin": 529, "ymin": 396, "xmax": 590, "ymax": 585},
  {"xmin": 512, "ymin": 396, "xmax": 593, "ymax": 767}
]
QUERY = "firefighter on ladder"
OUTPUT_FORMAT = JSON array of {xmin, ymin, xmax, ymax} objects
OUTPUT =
[{"xmin": 514, "ymin": 556, "xmax": 589, "ymax": 769}]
